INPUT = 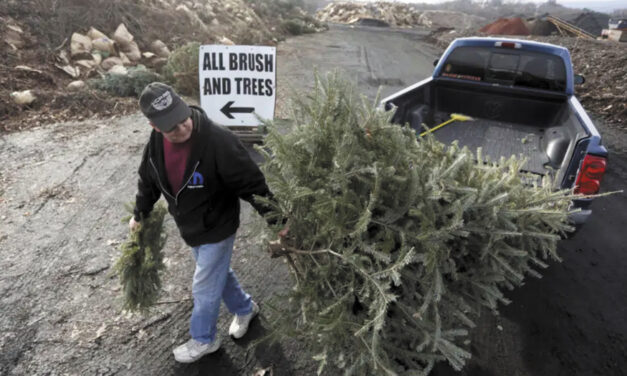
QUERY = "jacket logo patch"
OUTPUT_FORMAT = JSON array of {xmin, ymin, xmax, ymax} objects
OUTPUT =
[
  {"xmin": 192, "ymin": 172, "xmax": 204, "ymax": 185},
  {"xmin": 188, "ymin": 171, "xmax": 205, "ymax": 189}
]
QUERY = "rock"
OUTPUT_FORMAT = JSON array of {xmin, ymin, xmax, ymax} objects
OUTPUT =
[
  {"xmin": 55, "ymin": 64, "xmax": 81, "ymax": 78},
  {"xmin": 75, "ymin": 59, "xmax": 97, "ymax": 69},
  {"xmin": 108, "ymin": 65, "xmax": 128, "ymax": 75},
  {"xmin": 87, "ymin": 27, "xmax": 107, "ymax": 40},
  {"xmin": 219, "ymin": 36, "xmax": 235, "ymax": 45},
  {"xmin": 112, "ymin": 22, "xmax": 141, "ymax": 62},
  {"xmin": 112, "ymin": 23, "xmax": 134, "ymax": 47},
  {"xmin": 56, "ymin": 50, "xmax": 70, "ymax": 65},
  {"xmin": 67, "ymin": 80, "xmax": 86, "ymax": 91},
  {"xmin": 119, "ymin": 52, "xmax": 132, "ymax": 66},
  {"xmin": 150, "ymin": 40, "xmax": 170, "ymax": 58},
  {"xmin": 70, "ymin": 32, "xmax": 93, "ymax": 59},
  {"xmin": 121, "ymin": 42, "xmax": 141, "ymax": 62},
  {"xmin": 211, "ymin": 18, "xmax": 220, "ymax": 26},
  {"xmin": 175, "ymin": 4, "xmax": 190, "ymax": 12},
  {"xmin": 92, "ymin": 37, "xmax": 116, "ymax": 55},
  {"xmin": 101, "ymin": 56, "xmax": 123, "ymax": 70},
  {"xmin": 148, "ymin": 57, "xmax": 168, "ymax": 69},
  {"xmin": 142, "ymin": 52, "xmax": 156, "ymax": 59},
  {"xmin": 10, "ymin": 90, "xmax": 36, "ymax": 105},
  {"xmin": 92, "ymin": 53, "xmax": 103, "ymax": 66},
  {"xmin": 253, "ymin": 367, "xmax": 273, "ymax": 376}
]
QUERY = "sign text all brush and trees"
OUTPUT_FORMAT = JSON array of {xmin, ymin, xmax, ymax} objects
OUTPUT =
[{"xmin": 198, "ymin": 45, "xmax": 276, "ymax": 126}]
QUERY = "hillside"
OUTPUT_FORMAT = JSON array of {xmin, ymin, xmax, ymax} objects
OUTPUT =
[{"xmin": 0, "ymin": 0, "xmax": 325, "ymax": 132}]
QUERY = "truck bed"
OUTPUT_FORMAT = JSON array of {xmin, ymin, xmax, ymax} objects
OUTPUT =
[
  {"xmin": 390, "ymin": 79, "xmax": 589, "ymax": 183},
  {"xmin": 428, "ymin": 112, "xmax": 549, "ymax": 174}
]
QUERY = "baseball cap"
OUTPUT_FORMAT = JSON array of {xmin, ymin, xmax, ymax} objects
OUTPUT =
[{"xmin": 139, "ymin": 82, "xmax": 191, "ymax": 132}]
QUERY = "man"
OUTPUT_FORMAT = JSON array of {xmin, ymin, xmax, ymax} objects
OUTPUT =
[{"xmin": 131, "ymin": 82, "xmax": 275, "ymax": 363}]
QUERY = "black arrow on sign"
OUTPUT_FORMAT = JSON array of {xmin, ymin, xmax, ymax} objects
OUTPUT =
[{"xmin": 220, "ymin": 101, "xmax": 255, "ymax": 119}]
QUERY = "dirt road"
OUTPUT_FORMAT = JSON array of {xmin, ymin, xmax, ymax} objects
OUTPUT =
[{"xmin": 1, "ymin": 24, "xmax": 626, "ymax": 376}]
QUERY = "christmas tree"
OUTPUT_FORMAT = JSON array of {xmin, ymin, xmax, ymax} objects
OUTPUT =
[{"xmin": 255, "ymin": 72, "xmax": 580, "ymax": 375}]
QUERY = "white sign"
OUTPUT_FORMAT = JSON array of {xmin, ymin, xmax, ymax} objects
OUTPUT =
[{"xmin": 198, "ymin": 45, "xmax": 276, "ymax": 127}]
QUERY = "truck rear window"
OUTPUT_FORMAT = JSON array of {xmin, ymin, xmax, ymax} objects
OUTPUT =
[{"xmin": 440, "ymin": 46, "xmax": 567, "ymax": 92}]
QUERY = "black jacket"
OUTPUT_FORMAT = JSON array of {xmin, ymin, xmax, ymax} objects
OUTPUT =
[{"xmin": 134, "ymin": 106, "xmax": 273, "ymax": 246}]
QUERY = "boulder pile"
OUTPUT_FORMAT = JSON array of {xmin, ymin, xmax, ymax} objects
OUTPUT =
[
  {"xmin": 316, "ymin": 1, "xmax": 421, "ymax": 28},
  {"xmin": 135, "ymin": 0, "xmax": 310, "ymax": 43},
  {"xmin": 316, "ymin": 2, "xmax": 486, "ymax": 31},
  {"xmin": 418, "ymin": 10, "xmax": 486, "ymax": 31},
  {"xmin": 145, "ymin": 0, "xmax": 262, "ymax": 29},
  {"xmin": 57, "ymin": 23, "xmax": 170, "ymax": 82}
]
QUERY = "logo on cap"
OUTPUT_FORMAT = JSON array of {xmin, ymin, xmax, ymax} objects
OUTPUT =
[{"xmin": 151, "ymin": 91, "xmax": 172, "ymax": 111}]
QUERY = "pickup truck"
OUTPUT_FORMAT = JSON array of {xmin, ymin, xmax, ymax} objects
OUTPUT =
[{"xmin": 381, "ymin": 37, "xmax": 608, "ymax": 226}]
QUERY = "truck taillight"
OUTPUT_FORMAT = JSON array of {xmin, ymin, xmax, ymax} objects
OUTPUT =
[{"xmin": 574, "ymin": 155, "xmax": 607, "ymax": 195}]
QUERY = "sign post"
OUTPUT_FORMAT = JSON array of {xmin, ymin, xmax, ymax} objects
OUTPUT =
[{"xmin": 198, "ymin": 45, "xmax": 276, "ymax": 135}]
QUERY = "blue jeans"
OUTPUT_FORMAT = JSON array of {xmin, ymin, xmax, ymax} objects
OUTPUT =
[{"xmin": 190, "ymin": 234, "xmax": 253, "ymax": 343}]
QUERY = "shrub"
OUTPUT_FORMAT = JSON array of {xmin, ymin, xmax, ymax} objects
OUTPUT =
[
  {"xmin": 90, "ymin": 65, "xmax": 161, "ymax": 97},
  {"xmin": 162, "ymin": 42, "xmax": 200, "ymax": 98}
]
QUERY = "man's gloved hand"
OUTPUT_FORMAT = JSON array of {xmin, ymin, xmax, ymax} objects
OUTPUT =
[
  {"xmin": 266, "ymin": 225, "xmax": 290, "ymax": 258},
  {"xmin": 129, "ymin": 217, "xmax": 141, "ymax": 232},
  {"xmin": 278, "ymin": 225, "xmax": 290, "ymax": 239}
]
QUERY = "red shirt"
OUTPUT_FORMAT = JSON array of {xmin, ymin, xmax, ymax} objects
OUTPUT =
[{"xmin": 163, "ymin": 137, "xmax": 192, "ymax": 194}]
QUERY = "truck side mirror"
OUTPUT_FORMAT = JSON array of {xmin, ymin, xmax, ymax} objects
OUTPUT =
[
  {"xmin": 574, "ymin": 74, "xmax": 585, "ymax": 85},
  {"xmin": 433, "ymin": 59, "xmax": 439, "ymax": 67}
]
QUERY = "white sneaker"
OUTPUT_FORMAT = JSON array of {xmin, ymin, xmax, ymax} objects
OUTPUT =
[
  {"xmin": 229, "ymin": 301, "xmax": 259, "ymax": 339},
  {"xmin": 173, "ymin": 338, "xmax": 221, "ymax": 363}
]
